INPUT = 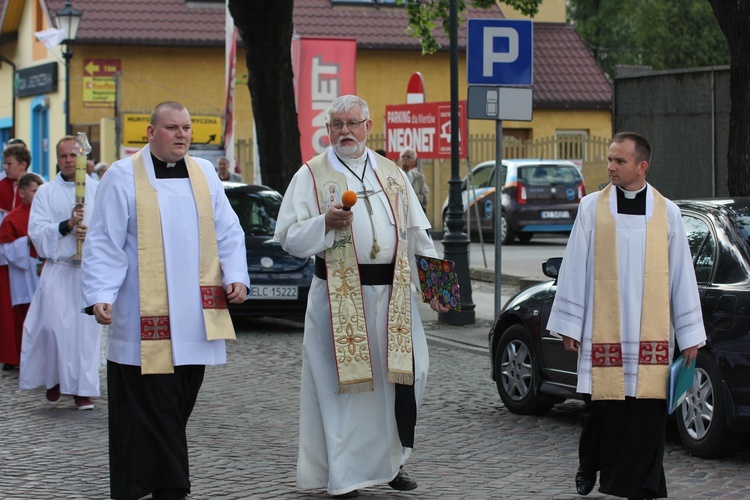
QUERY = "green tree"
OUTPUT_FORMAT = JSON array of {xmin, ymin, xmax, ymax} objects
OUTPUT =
[
  {"xmin": 228, "ymin": 0, "xmax": 542, "ymax": 192},
  {"xmin": 568, "ymin": 0, "xmax": 640, "ymax": 78},
  {"xmin": 569, "ymin": 0, "xmax": 729, "ymax": 78},
  {"xmin": 634, "ymin": 0, "xmax": 729, "ymax": 70},
  {"xmin": 400, "ymin": 0, "xmax": 541, "ymax": 54},
  {"xmin": 708, "ymin": 1, "xmax": 750, "ymax": 196}
]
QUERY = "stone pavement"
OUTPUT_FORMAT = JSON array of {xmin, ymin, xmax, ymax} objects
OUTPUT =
[
  {"xmin": 1, "ymin": 243, "xmax": 749, "ymax": 498},
  {"xmin": 1, "ymin": 325, "xmax": 749, "ymax": 499}
]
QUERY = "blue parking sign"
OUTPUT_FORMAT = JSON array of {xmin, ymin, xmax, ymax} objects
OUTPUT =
[{"xmin": 467, "ymin": 19, "xmax": 533, "ymax": 86}]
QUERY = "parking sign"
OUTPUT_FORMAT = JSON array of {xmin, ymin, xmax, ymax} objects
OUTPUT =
[{"xmin": 467, "ymin": 19, "xmax": 533, "ymax": 86}]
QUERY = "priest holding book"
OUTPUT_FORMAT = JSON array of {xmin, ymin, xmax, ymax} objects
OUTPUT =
[
  {"xmin": 546, "ymin": 132, "xmax": 706, "ymax": 499},
  {"xmin": 275, "ymin": 94, "xmax": 448, "ymax": 498}
]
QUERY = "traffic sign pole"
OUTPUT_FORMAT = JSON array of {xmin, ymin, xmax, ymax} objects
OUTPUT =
[
  {"xmin": 494, "ymin": 119, "xmax": 503, "ymax": 320},
  {"xmin": 466, "ymin": 18, "xmax": 534, "ymax": 321}
]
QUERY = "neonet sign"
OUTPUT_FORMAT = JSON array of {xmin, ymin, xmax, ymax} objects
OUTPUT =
[{"xmin": 384, "ymin": 101, "xmax": 468, "ymax": 160}]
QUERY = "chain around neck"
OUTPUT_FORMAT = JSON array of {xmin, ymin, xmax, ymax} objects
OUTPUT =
[{"xmin": 336, "ymin": 153, "xmax": 368, "ymax": 184}]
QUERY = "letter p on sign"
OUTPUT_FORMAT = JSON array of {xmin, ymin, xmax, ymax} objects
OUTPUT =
[{"xmin": 483, "ymin": 27, "xmax": 519, "ymax": 76}]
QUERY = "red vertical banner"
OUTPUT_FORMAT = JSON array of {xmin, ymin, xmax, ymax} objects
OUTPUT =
[
  {"xmin": 296, "ymin": 37, "xmax": 357, "ymax": 161},
  {"xmin": 224, "ymin": 26, "xmax": 238, "ymax": 170}
]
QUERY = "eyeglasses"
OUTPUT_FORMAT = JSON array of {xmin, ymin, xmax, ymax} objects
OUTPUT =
[{"xmin": 329, "ymin": 119, "xmax": 367, "ymax": 131}]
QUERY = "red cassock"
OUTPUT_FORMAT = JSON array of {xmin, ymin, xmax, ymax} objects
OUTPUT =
[
  {"xmin": 0, "ymin": 177, "xmax": 22, "ymax": 213},
  {"xmin": 0, "ymin": 202, "xmax": 34, "ymax": 366}
]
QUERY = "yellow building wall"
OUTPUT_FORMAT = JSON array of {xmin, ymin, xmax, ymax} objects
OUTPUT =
[
  {"xmin": 0, "ymin": 0, "xmax": 65, "ymax": 170},
  {"xmin": 498, "ymin": 0, "xmax": 567, "ymax": 23},
  {"xmin": 66, "ymin": 45, "xmax": 255, "ymax": 166}
]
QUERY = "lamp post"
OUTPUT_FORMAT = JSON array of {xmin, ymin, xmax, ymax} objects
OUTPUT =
[
  {"xmin": 56, "ymin": 1, "xmax": 82, "ymax": 136},
  {"xmin": 439, "ymin": 0, "xmax": 475, "ymax": 325}
]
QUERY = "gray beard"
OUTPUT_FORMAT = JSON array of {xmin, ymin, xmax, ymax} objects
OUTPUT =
[{"xmin": 333, "ymin": 139, "xmax": 365, "ymax": 158}]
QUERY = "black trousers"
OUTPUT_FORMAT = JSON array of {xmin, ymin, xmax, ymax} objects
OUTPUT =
[
  {"xmin": 580, "ymin": 395, "xmax": 668, "ymax": 499},
  {"xmin": 108, "ymin": 361, "xmax": 205, "ymax": 500}
]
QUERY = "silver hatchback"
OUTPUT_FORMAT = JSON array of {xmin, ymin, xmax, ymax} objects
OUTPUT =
[{"xmin": 442, "ymin": 159, "xmax": 586, "ymax": 244}]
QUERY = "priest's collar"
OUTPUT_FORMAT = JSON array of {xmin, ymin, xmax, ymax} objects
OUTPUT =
[
  {"xmin": 151, "ymin": 154, "xmax": 188, "ymax": 178},
  {"xmin": 337, "ymin": 150, "xmax": 368, "ymax": 170},
  {"xmin": 618, "ymin": 183, "xmax": 647, "ymax": 199}
]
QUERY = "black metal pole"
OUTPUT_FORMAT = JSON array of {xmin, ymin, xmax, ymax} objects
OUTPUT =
[
  {"xmin": 439, "ymin": 0, "xmax": 475, "ymax": 325},
  {"xmin": 63, "ymin": 43, "xmax": 72, "ymax": 136}
]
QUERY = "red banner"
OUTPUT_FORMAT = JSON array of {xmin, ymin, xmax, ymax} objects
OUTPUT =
[
  {"xmin": 296, "ymin": 37, "xmax": 357, "ymax": 161},
  {"xmin": 385, "ymin": 101, "xmax": 468, "ymax": 159}
]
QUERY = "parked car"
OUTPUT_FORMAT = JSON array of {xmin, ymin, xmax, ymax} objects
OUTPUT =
[
  {"xmin": 441, "ymin": 159, "xmax": 586, "ymax": 244},
  {"xmin": 488, "ymin": 199, "xmax": 750, "ymax": 458},
  {"xmin": 223, "ymin": 182, "xmax": 313, "ymax": 320}
]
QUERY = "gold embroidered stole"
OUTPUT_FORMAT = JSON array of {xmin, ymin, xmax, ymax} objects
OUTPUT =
[
  {"xmin": 591, "ymin": 184, "xmax": 670, "ymax": 399},
  {"xmin": 133, "ymin": 151, "xmax": 235, "ymax": 375},
  {"xmin": 306, "ymin": 151, "xmax": 413, "ymax": 394}
]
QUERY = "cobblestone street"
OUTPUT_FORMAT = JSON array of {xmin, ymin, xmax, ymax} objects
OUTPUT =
[{"xmin": 1, "ymin": 323, "xmax": 749, "ymax": 499}]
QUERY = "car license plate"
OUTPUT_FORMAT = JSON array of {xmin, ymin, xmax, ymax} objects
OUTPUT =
[
  {"xmin": 540, "ymin": 210, "xmax": 570, "ymax": 219},
  {"xmin": 250, "ymin": 285, "xmax": 298, "ymax": 300}
]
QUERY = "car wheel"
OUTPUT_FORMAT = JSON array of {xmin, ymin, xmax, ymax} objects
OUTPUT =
[
  {"xmin": 494, "ymin": 324, "xmax": 553, "ymax": 415},
  {"xmin": 675, "ymin": 350, "xmax": 741, "ymax": 458},
  {"xmin": 517, "ymin": 233, "xmax": 533, "ymax": 243},
  {"xmin": 500, "ymin": 212, "xmax": 515, "ymax": 245}
]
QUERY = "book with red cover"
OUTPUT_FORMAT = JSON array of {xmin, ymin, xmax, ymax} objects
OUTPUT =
[{"xmin": 415, "ymin": 255, "xmax": 461, "ymax": 311}]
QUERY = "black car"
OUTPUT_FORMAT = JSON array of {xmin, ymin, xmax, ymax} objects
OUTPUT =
[
  {"xmin": 489, "ymin": 199, "xmax": 750, "ymax": 458},
  {"xmin": 223, "ymin": 182, "xmax": 313, "ymax": 320}
]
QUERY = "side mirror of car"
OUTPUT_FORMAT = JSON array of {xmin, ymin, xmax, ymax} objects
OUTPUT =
[{"xmin": 543, "ymin": 257, "xmax": 563, "ymax": 279}]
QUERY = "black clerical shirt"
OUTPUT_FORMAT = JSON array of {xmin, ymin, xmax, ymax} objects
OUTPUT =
[
  {"xmin": 616, "ymin": 185, "xmax": 647, "ymax": 216},
  {"xmin": 152, "ymin": 155, "xmax": 188, "ymax": 179}
]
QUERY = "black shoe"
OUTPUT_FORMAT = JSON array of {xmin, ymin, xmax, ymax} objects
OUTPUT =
[
  {"xmin": 332, "ymin": 491, "xmax": 359, "ymax": 498},
  {"xmin": 2, "ymin": 364, "xmax": 17, "ymax": 371},
  {"xmin": 575, "ymin": 467, "xmax": 596, "ymax": 496},
  {"xmin": 389, "ymin": 466, "xmax": 418, "ymax": 491}
]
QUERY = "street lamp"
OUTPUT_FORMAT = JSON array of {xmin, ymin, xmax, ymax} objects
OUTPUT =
[
  {"xmin": 56, "ymin": 1, "xmax": 82, "ymax": 136},
  {"xmin": 440, "ymin": 0, "xmax": 475, "ymax": 325}
]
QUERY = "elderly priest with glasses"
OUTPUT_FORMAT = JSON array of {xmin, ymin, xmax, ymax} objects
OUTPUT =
[{"xmin": 275, "ymin": 94, "xmax": 449, "ymax": 498}]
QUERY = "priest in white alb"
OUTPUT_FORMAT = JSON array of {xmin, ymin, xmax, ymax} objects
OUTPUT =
[
  {"xmin": 81, "ymin": 101, "xmax": 250, "ymax": 500},
  {"xmin": 546, "ymin": 132, "xmax": 706, "ymax": 499},
  {"xmin": 276, "ymin": 95, "xmax": 448, "ymax": 498}
]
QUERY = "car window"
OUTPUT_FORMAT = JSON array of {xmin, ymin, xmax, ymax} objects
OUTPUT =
[
  {"xmin": 227, "ymin": 190, "xmax": 281, "ymax": 236},
  {"xmin": 497, "ymin": 166, "xmax": 507, "ymax": 185},
  {"xmin": 518, "ymin": 165, "xmax": 581, "ymax": 185},
  {"xmin": 468, "ymin": 163, "xmax": 495, "ymax": 188},
  {"xmin": 682, "ymin": 214, "xmax": 714, "ymax": 283}
]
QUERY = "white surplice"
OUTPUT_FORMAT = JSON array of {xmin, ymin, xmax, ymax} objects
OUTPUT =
[
  {"xmin": 20, "ymin": 174, "xmax": 103, "ymax": 396},
  {"xmin": 2, "ymin": 236, "xmax": 39, "ymax": 306},
  {"xmin": 81, "ymin": 144, "xmax": 250, "ymax": 367},
  {"xmin": 546, "ymin": 184, "xmax": 706, "ymax": 397},
  {"xmin": 275, "ymin": 147, "xmax": 435, "ymax": 496}
]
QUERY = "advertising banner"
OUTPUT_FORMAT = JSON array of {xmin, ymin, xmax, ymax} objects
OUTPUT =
[
  {"xmin": 385, "ymin": 101, "xmax": 468, "ymax": 159},
  {"xmin": 296, "ymin": 37, "xmax": 356, "ymax": 161},
  {"xmin": 122, "ymin": 113, "xmax": 222, "ymax": 146}
]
